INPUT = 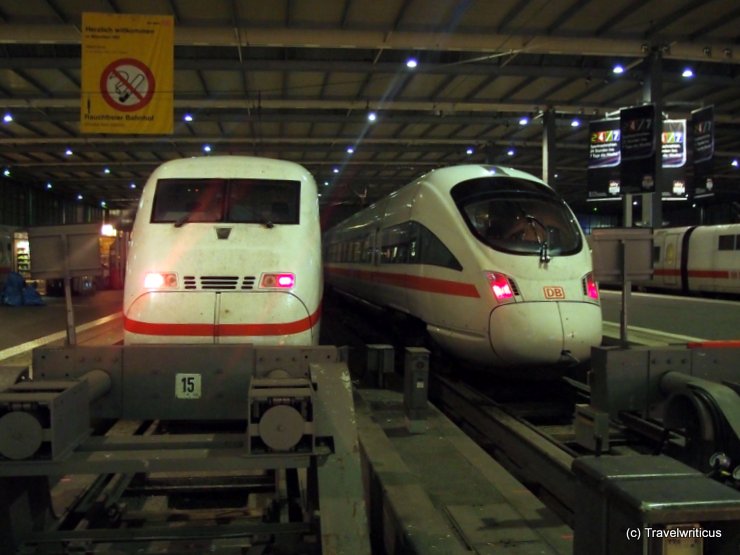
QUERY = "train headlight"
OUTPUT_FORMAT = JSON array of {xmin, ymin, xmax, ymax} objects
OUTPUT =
[
  {"xmin": 583, "ymin": 272, "xmax": 599, "ymax": 300},
  {"xmin": 485, "ymin": 271, "xmax": 515, "ymax": 302},
  {"xmin": 260, "ymin": 272, "xmax": 295, "ymax": 289},
  {"xmin": 144, "ymin": 272, "xmax": 178, "ymax": 289}
]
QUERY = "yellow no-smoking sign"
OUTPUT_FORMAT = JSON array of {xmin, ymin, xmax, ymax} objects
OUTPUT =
[{"xmin": 81, "ymin": 13, "xmax": 173, "ymax": 135}]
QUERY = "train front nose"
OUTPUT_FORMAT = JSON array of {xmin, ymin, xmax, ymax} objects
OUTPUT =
[{"xmin": 489, "ymin": 301, "xmax": 602, "ymax": 365}]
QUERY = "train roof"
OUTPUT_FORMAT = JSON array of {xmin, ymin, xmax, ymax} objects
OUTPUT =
[
  {"xmin": 326, "ymin": 164, "xmax": 557, "ymax": 233},
  {"xmin": 418, "ymin": 164, "xmax": 552, "ymax": 189},
  {"xmin": 144, "ymin": 156, "xmax": 314, "ymax": 182}
]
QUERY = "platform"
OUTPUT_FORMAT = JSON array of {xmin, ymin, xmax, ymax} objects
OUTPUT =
[{"xmin": 355, "ymin": 387, "xmax": 572, "ymax": 555}]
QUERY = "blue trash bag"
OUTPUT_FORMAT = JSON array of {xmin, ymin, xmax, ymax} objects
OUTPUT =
[
  {"xmin": 1, "ymin": 272, "xmax": 44, "ymax": 306},
  {"xmin": 22, "ymin": 284, "xmax": 45, "ymax": 306},
  {"xmin": 1, "ymin": 272, "xmax": 25, "ymax": 306}
]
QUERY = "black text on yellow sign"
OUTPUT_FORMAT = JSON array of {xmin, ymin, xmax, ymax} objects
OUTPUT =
[{"xmin": 81, "ymin": 12, "xmax": 173, "ymax": 135}]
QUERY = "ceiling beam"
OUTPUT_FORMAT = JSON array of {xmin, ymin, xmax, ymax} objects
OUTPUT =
[{"xmin": 1, "ymin": 24, "xmax": 738, "ymax": 65}]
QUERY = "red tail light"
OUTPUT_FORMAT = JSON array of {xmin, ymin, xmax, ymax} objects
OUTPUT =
[
  {"xmin": 486, "ymin": 271, "xmax": 514, "ymax": 301},
  {"xmin": 260, "ymin": 273, "xmax": 295, "ymax": 289},
  {"xmin": 585, "ymin": 272, "xmax": 599, "ymax": 300},
  {"xmin": 144, "ymin": 272, "xmax": 177, "ymax": 289}
]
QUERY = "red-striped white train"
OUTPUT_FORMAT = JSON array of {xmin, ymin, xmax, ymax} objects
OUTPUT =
[
  {"xmin": 644, "ymin": 224, "xmax": 740, "ymax": 295},
  {"xmin": 324, "ymin": 165, "xmax": 602, "ymax": 369},
  {"xmin": 123, "ymin": 156, "xmax": 322, "ymax": 345}
]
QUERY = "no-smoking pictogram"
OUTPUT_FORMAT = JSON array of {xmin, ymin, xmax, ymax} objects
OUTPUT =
[{"xmin": 100, "ymin": 58, "xmax": 156, "ymax": 112}]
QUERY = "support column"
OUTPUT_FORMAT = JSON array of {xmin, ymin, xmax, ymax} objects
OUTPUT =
[
  {"xmin": 641, "ymin": 48, "xmax": 664, "ymax": 228},
  {"xmin": 542, "ymin": 109, "xmax": 557, "ymax": 187}
]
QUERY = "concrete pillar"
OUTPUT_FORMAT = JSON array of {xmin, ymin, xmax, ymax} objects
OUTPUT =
[
  {"xmin": 641, "ymin": 48, "xmax": 664, "ymax": 228},
  {"xmin": 542, "ymin": 108, "xmax": 557, "ymax": 187}
]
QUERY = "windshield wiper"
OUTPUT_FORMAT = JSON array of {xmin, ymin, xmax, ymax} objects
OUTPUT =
[
  {"xmin": 174, "ymin": 213, "xmax": 191, "ymax": 228},
  {"xmin": 524, "ymin": 214, "xmax": 551, "ymax": 263}
]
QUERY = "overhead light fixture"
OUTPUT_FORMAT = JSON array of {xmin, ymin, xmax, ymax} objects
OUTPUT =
[
  {"xmin": 507, "ymin": 148, "xmax": 515, "ymax": 156},
  {"xmin": 323, "ymin": 181, "xmax": 329, "ymax": 186},
  {"xmin": 3, "ymin": 168, "xmax": 10, "ymax": 177},
  {"xmin": 65, "ymin": 148, "xmax": 73, "ymax": 156},
  {"xmin": 367, "ymin": 111, "xmax": 377, "ymax": 122},
  {"xmin": 519, "ymin": 116, "xmax": 529, "ymax": 126},
  {"xmin": 46, "ymin": 182, "xmax": 52, "ymax": 189},
  {"xmin": 103, "ymin": 167, "xmax": 111, "ymax": 174},
  {"xmin": 130, "ymin": 182, "xmax": 137, "ymax": 189},
  {"xmin": 3, "ymin": 113, "xmax": 12, "ymax": 123},
  {"xmin": 183, "ymin": 113, "xmax": 193, "ymax": 122},
  {"xmin": 612, "ymin": 64, "xmax": 625, "ymax": 75},
  {"xmin": 332, "ymin": 167, "xmax": 339, "ymax": 174},
  {"xmin": 77, "ymin": 194, "xmax": 83, "ymax": 200},
  {"xmin": 571, "ymin": 118, "xmax": 581, "ymax": 127},
  {"xmin": 346, "ymin": 147, "xmax": 354, "ymax": 154},
  {"xmin": 682, "ymin": 67, "xmax": 694, "ymax": 78},
  {"xmin": 203, "ymin": 144, "xmax": 212, "ymax": 153},
  {"xmin": 732, "ymin": 159, "xmax": 739, "ymax": 167},
  {"xmin": 466, "ymin": 147, "xmax": 474, "ymax": 155},
  {"xmin": 100, "ymin": 200, "xmax": 107, "ymax": 208},
  {"xmin": 406, "ymin": 58, "xmax": 418, "ymax": 69}
]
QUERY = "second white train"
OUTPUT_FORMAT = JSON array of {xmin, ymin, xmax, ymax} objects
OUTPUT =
[{"xmin": 324, "ymin": 165, "xmax": 602, "ymax": 369}]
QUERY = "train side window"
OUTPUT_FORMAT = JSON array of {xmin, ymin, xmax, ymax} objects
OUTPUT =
[
  {"xmin": 718, "ymin": 235, "xmax": 734, "ymax": 251},
  {"xmin": 736, "ymin": 235, "xmax": 740, "ymax": 250},
  {"xmin": 361, "ymin": 235, "xmax": 373, "ymax": 263},
  {"xmin": 653, "ymin": 245, "xmax": 661, "ymax": 262},
  {"xmin": 417, "ymin": 223, "xmax": 463, "ymax": 271}
]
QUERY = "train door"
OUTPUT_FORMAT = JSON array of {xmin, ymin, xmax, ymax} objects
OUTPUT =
[{"xmin": 662, "ymin": 232, "xmax": 680, "ymax": 287}]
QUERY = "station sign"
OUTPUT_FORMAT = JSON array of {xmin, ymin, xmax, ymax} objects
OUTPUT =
[{"xmin": 81, "ymin": 12, "xmax": 173, "ymax": 135}]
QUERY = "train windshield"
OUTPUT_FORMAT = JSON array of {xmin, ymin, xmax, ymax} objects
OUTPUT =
[
  {"xmin": 151, "ymin": 178, "xmax": 300, "ymax": 225},
  {"xmin": 451, "ymin": 177, "xmax": 582, "ymax": 256}
]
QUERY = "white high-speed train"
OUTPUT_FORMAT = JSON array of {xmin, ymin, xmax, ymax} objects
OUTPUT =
[
  {"xmin": 124, "ymin": 156, "xmax": 322, "ymax": 345},
  {"xmin": 324, "ymin": 165, "xmax": 602, "ymax": 369},
  {"xmin": 646, "ymin": 223, "xmax": 740, "ymax": 295}
]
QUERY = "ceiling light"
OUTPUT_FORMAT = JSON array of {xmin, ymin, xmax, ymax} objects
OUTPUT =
[
  {"xmin": 324, "ymin": 181, "xmax": 329, "ymax": 186},
  {"xmin": 347, "ymin": 147, "xmax": 354, "ymax": 154},
  {"xmin": 571, "ymin": 119, "xmax": 581, "ymax": 127},
  {"xmin": 507, "ymin": 148, "xmax": 515, "ymax": 156},
  {"xmin": 332, "ymin": 167, "xmax": 339, "ymax": 174},
  {"xmin": 77, "ymin": 194, "xmax": 83, "ymax": 200},
  {"xmin": 183, "ymin": 113, "xmax": 193, "ymax": 122},
  {"xmin": 46, "ymin": 182, "xmax": 52, "ymax": 189},
  {"xmin": 65, "ymin": 148, "xmax": 73, "ymax": 156},
  {"xmin": 732, "ymin": 159, "xmax": 739, "ymax": 167},
  {"xmin": 466, "ymin": 148, "xmax": 474, "ymax": 155},
  {"xmin": 203, "ymin": 144, "xmax": 212, "ymax": 153},
  {"xmin": 367, "ymin": 111, "xmax": 377, "ymax": 122},
  {"xmin": 3, "ymin": 113, "xmax": 12, "ymax": 123},
  {"xmin": 130, "ymin": 182, "xmax": 137, "ymax": 189},
  {"xmin": 100, "ymin": 200, "xmax": 107, "ymax": 208},
  {"xmin": 519, "ymin": 117, "xmax": 529, "ymax": 126},
  {"xmin": 406, "ymin": 58, "xmax": 418, "ymax": 69},
  {"xmin": 3, "ymin": 168, "xmax": 10, "ymax": 177},
  {"xmin": 682, "ymin": 68, "xmax": 694, "ymax": 78},
  {"xmin": 612, "ymin": 64, "xmax": 625, "ymax": 75},
  {"xmin": 103, "ymin": 167, "xmax": 111, "ymax": 174}
]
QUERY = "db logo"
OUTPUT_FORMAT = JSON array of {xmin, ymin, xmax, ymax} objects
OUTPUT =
[{"xmin": 544, "ymin": 286, "xmax": 565, "ymax": 299}]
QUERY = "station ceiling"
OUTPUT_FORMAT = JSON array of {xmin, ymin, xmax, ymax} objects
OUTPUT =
[{"xmin": 1, "ymin": 0, "xmax": 740, "ymax": 220}]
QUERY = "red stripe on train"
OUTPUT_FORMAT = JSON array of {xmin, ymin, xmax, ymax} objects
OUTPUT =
[
  {"xmin": 326, "ymin": 266, "xmax": 480, "ymax": 298},
  {"xmin": 653, "ymin": 268, "xmax": 731, "ymax": 279},
  {"xmin": 124, "ymin": 305, "xmax": 322, "ymax": 337}
]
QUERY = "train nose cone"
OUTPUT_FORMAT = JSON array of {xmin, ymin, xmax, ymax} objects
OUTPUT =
[{"xmin": 489, "ymin": 302, "xmax": 601, "ymax": 366}]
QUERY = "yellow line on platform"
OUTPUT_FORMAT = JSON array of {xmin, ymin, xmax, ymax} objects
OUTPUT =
[{"xmin": 0, "ymin": 313, "xmax": 121, "ymax": 361}]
